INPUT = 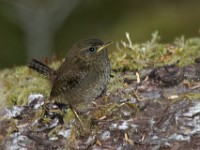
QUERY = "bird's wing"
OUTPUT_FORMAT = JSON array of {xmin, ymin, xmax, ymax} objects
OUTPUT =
[{"xmin": 50, "ymin": 69, "xmax": 88, "ymax": 97}]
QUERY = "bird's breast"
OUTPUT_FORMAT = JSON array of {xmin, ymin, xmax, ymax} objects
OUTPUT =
[{"xmin": 68, "ymin": 58, "xmax": 110, "ymax": 106}]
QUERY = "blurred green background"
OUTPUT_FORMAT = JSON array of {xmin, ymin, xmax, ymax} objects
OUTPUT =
[{"xmin": 0, "ymin": 0, "xmax": 199, "ymax": 69}]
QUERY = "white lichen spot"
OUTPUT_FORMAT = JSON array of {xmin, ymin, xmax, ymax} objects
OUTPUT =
[
  {"xmin": 28, "ymin": 94, "xmax": 44, "ymax": 109},
  {"xmin": 58, "ymin": 129, "xmax": 71, "ymax": 139},
  {"xmin": 118, "ymin": 121, "xmax": 129, "ymax": 131},
  {"xmin": 100, "ymin": 131, "xmax": 110, "ymax": 141},
  {"xmin": 5, "ymin": 106, "xmax": 24, "ymax": 118},
  {"xmin": 168, "ymin": 133, "xmax": 190, "ymax": 142},
  {"xmin": 109, "ymin": 123, "xmax": 118, "ymax": 130},
  {"xmin": 183, "ymin": 101, "xmax": 200, "ymax": 117}
]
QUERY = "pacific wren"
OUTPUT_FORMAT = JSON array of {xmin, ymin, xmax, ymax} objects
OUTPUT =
[{"xmin": 28, "ymin": 38, "xmax": 112, "ymax": 107}]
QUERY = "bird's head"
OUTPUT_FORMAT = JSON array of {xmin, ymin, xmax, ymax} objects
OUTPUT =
[{"xmin": 69, "ymin": 38, "xmax": 113, "ymax": 62}]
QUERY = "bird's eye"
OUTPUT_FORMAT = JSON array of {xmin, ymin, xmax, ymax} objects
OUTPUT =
[{"xmin": 89, "ymin": 47, "xmax": 96, "ymax": 52}]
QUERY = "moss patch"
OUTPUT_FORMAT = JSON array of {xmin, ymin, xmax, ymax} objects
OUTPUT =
[
  {"xmin": 1, "ymin": 32, "xmax": 200, "ymax": 108},
  {"xmin": 0, "ymin": 61, "xmax": 61, "ymax": 108},
  {"xmin": 110, "ymin": 32, "xmax": 200, "ymax": 71}
]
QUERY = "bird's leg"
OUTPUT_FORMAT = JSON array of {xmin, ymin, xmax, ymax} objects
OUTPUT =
[{"xmin": 69, "ymin": 104, "xmax": 87, "ymax": 130}]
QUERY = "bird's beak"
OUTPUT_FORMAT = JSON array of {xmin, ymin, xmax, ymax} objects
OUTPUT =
[{"xmin": 97, "ymin": 41, "xmax": 113, "ymax": 53}]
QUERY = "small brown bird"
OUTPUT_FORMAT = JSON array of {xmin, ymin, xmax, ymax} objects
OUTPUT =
[{"xmin": 28, "ymin": 38, "xmax": 112, "ymax": 108}]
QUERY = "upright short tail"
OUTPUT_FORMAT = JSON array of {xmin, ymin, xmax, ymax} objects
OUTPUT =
[{"xmin": 28, "ymin": 59, "xmax": 55, "ymax": 77}]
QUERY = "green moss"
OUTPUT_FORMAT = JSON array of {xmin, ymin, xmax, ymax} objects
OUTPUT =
[
  {"xmin": 110, "ymin": 32, "xmax": 200, "ymax": 71},
  {"xmin": 0, "ymin": 61, "xmax": 61, "ymax": 108},
  {"xmin": 0, "ymin": 33, "xmax": 200, "ymax": 109},
  {"xmin": 108, "ymin": 72, "xmax": 124, "ymax": 93},
  {"xmin": 181, "ymin": 93, "xmax": 200, "ymax": 101}
]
